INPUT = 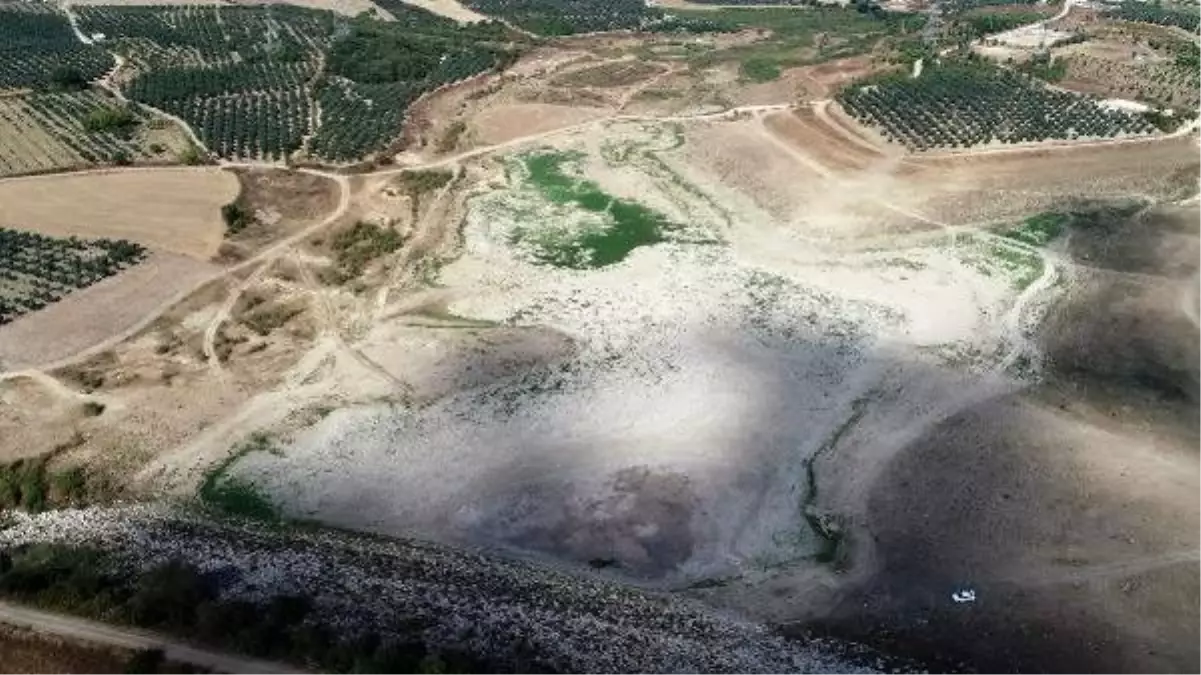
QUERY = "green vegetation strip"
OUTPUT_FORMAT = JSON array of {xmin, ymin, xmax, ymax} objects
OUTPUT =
[
  {"xmin": 511, "ymin": 151, "xmax": 673, "ymax": 269},
  {"xmin": 801, "ymin": 396, "xmax": 871, "ymax": 566},
  {"xmin": 1000, "ymin": 211, "xmax": 1069, "ymax": 247},
  {"xmin": 198, "ymin": 433, "xmax": 280, "ymax": 521}
]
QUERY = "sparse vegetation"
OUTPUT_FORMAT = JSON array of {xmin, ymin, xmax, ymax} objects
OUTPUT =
[
  {"xmin": 321, "ymin": 221, "xmax": 406, "ymax": 283},
  {"xmin": 673, "ymin": 6, "xmax": 923, "ymax": 74},
  {"xmin": 221, "ymin": 202, "xmax": 255, "ymax": 236},
  {"xmin": 1016, "ymin": 51, "xmax": 1067, "ymax": 82},
  {"xmin": 0, "ymin": 90, "xmax": 186, "ymax": 176},
  {"xmin": 436, "ymin": 120, "xmax": 468, "ymax": 153},
  {"xmin": 0, "ymin": 457, "xmax": 103, "ymax": 513},
  {"xmin": 395, "ymin": 169, "xmax": 455, "ymax": 217},
  {"xmin": 199, "ymin": 433, "xmax": 280, "ymax": 521}
]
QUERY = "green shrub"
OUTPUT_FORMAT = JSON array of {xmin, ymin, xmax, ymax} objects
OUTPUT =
[
  {"xmin": 740, "ymin": 57, "xmax": 781, "ymax": 82},
  {"xmin": 221, "ymin": 202, "xmax": 254, "ymax": 235},
  {"xmin": 83, "ymin": 106, "xmax": 138, "ymax": 133}
]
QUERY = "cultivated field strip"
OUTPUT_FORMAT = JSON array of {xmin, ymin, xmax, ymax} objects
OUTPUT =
[
  {"xmin": 0, "ymin": 91, "xmax": 185, "ymax": 177},
  {"xmin": 0, "ymin": 227, "xmax": 146, "ymax": 326},
  {"xmin": 0, "ymin": 4, "xmax": 112, "ymax": 90},
  {"xmin": 74, "ymin": 4, "xmax": 511, "ymax": 164}
]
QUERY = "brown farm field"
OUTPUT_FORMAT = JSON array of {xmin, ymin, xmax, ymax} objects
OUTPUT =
[
  {"xmin": 0, "ymin": 251, "xmax": 218, "ymax": 371},
  {"xmin": 0, "ymin": 168, "xmax": 239, "ymax": 260}
]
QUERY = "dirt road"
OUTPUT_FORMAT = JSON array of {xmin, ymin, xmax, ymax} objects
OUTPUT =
[
  {"xmin": 0, "ymin": 600, "xmax": 303, "ymax": 674},
  {"xmin": 200, "ymin": 168, "xmax": 351, "ymax": 371}
]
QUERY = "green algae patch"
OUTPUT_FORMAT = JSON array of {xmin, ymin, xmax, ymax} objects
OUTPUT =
[{"xmin": 511, "ymin": 150, "xmax": 673, "ymax": 269}]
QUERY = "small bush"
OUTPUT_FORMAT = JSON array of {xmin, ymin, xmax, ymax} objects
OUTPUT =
[
  {"xmin": 83, "ymin": 106, "xmax": 138, "ymax": 133},
  {"xmin": 221, "ymin": 202, "xmax": 254, "ymax": 236},
  {"xmin": 178, "ymin": 146, "xmax": 203, "ymax": 165},
  {"xmin": 50, "ymin": 67, "xmax": 89, "ymax": 91}
]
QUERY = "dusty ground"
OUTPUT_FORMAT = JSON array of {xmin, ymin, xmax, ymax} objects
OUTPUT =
[
  {"xmin": 385, "ymin": 0, "xmax": 486, "ymax": 22},
  {"xmin": 177, "ymin": 115, "xmax": 1196, "ymax": 597},
  {"xmin": 0, "ymin": 623, "xmax": 173, "ymax": 674},
  {"xmin": 216, "ymin": 168, "xmax": 340, "ymax": 263},
  {"xmin": 0, "ymin": 168, "xmax": 239, "ymax": 260}
]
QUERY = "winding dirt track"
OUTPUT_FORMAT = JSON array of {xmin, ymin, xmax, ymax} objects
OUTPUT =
[{"xmin": 0, "ymin": 600, "xmax": 303, "ymax": 674}]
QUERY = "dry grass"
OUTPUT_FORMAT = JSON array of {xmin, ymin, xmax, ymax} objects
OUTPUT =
[
  {"xmin": 216, "ymin": 168, "xmax": 340, "ymax": 263},
  {"xmin": 470, "ymin": 103, "xmax": 610, "ymax": 145},
  {"xmin": 0, "ymin": 168, "xmax": 238, "ymax": 260}
]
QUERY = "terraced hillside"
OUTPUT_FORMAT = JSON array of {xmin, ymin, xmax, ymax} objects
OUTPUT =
[{"xmin": 0, "ymin": 2, "xmax": 193, "ymax": 176}]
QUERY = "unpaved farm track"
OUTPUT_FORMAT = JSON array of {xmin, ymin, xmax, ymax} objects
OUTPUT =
[
  {"xmin": 0, "ymin": 600, "xmax": 302, "ymax": 674},
  {"xmin": 201, "ymin": 168, "xmax": 351, "ymax": 372}
]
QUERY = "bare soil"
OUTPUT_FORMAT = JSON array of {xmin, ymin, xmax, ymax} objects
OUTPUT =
[
  {"xmin": 0, "ymin": 168, "xmax": 239, "ymax": 260},
  {"xmin": 0, "ymin": 252, "xmax": 218, "ymax": 371},
  {"xmin": 470, "ymin": 103, "xmax": 610, "ymax": 145},
  {"xmin": 216, "ymin": 168, "xmax": 340, "ymax": 263},
  {"xmin": 0, "ymin": 623, "xmax": 157, "ymax": 674}
]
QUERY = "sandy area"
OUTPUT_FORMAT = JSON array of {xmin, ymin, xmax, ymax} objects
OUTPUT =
[
  {"xmin": 385, "ymin": 0, "xmax": 486, "ymax": 22},
  {"xmin": 0, "ymin": 251, "xmax": 218, "ymax": 370},
  {"xmin": 0, "ymin": 168, "xmax": 238, "ymax": 260},
  {"xmin": 470, "ymin": 103, "xmax": 610, "ymax": 145}
]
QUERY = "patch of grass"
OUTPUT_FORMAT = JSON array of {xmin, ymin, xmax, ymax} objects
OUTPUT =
[
  {"xmin": 0, "ymin": 457, "xmax": 100, "ymax": 513},
  {"xmin": 952, "ymin": 234, "xmax": 1045, "ymax": 290},
  {"xmin": 199, "ymin": 433, "xmax": 280, "ymax": 521},
  {"xmin": 436, "ymin": 120, "xmax": 466, "ymax": 153},
  {"xmin": 1000, "ymin": 211, "xmax": 1069, "ymax": 247},
  {"xmin": 511, "ymin": 150, "xmax": 673, "ymax": 269},
  {"xmin": 740, "ymin": 57, "xmax": 782, "ymax": 82},
  {"xmin": 322, "ymin": 221, "xmax": 406, "ymax": 283}
]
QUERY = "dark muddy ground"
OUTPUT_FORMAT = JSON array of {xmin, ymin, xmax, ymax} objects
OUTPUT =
[{"xmin": 804, "ymin": 201, "xmax": 1200, "ymax": 673}]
